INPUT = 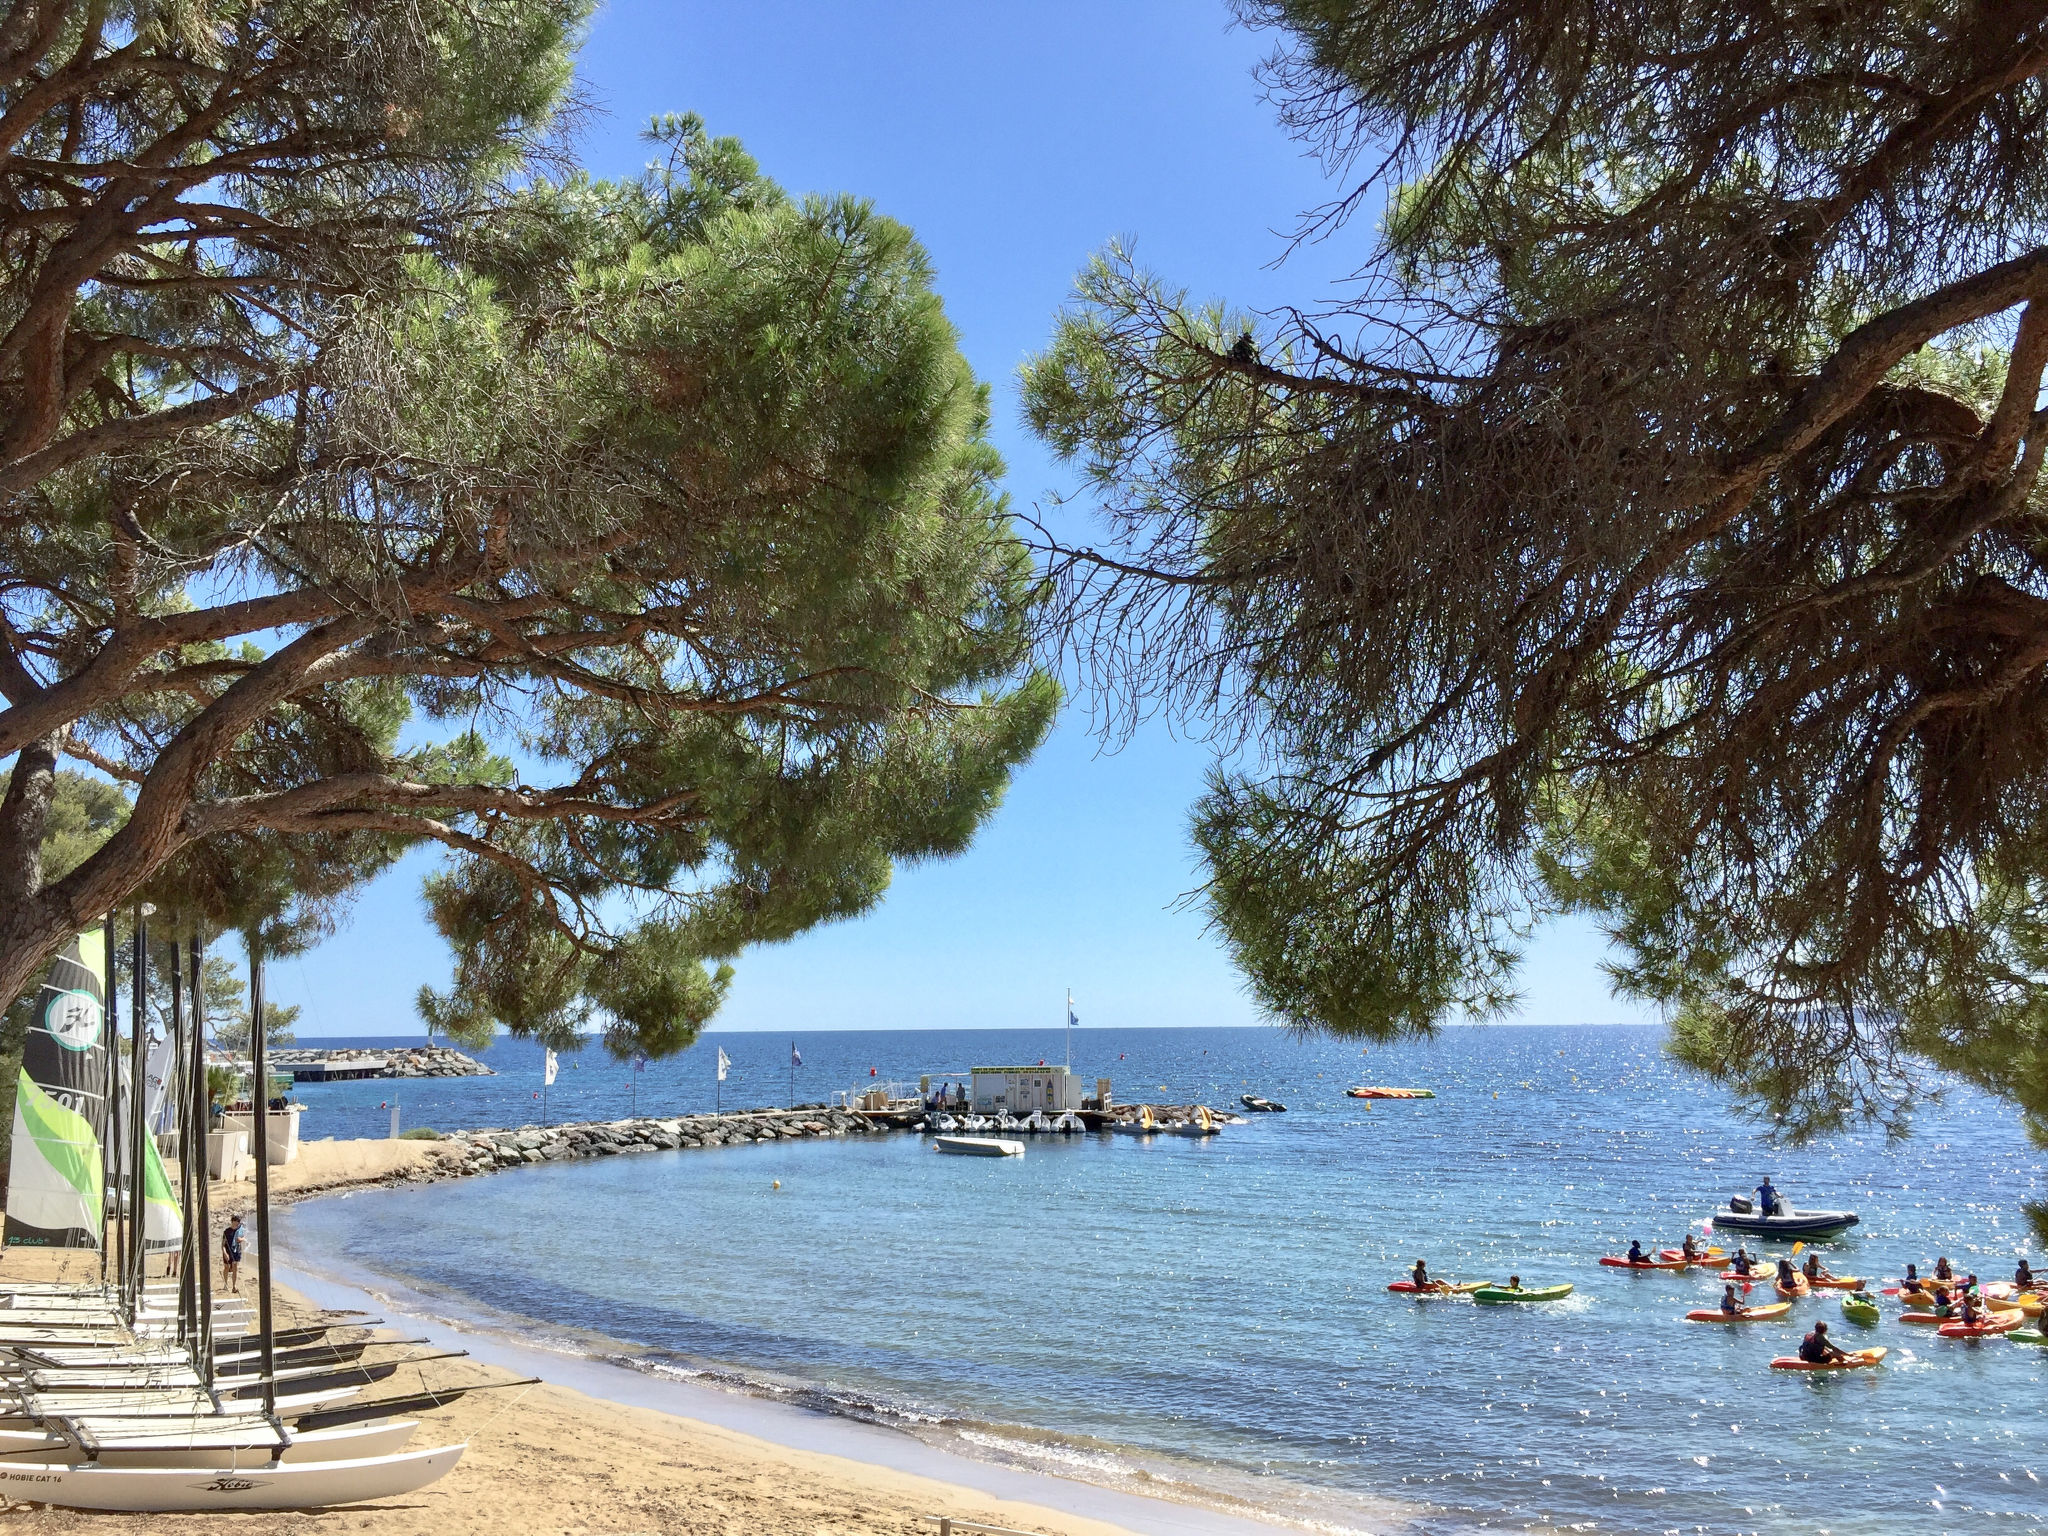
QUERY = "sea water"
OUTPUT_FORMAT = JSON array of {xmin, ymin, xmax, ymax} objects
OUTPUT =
[{"xmin": 276, "ymin": 1025, "xmax": 2048, "ymax": 1534}]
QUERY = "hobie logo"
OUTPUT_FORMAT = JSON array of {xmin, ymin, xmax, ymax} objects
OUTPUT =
[
  {"xmin": 42, "ymin": 989, "xmax": 101, "ymax": 1051},
  {"xmin": 200, "ymin": 1476, "xmax": 262, "ymax": 1492}
]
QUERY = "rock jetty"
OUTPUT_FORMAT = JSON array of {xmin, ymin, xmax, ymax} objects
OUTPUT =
[
  {"xmin": 429, "ymin": 1106, "xmax": 883, "ymax": 1179},
  {"xmin": 270, "ymin": 1045, "xmax": 493, "ymax": 1080}
]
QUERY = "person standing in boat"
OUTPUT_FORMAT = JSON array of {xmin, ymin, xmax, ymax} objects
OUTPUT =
[{"xmin": 1756, "ymin": 1176, "xmax": 1780, "ymax": 1217}]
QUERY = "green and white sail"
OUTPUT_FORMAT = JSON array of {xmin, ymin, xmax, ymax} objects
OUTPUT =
[
  {"xmin": 5, "ymin": 929, "xmax": 109, "ymax": 1248},
  {"xmin": 139, "ymin": 1131, "xmax": 181, "ymax": 1251}
]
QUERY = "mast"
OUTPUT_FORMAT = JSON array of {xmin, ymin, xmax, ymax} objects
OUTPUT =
[
  {"xmin": 248, "ymin": 943, "xmax": 277, "ymax": 1415},
  {"xmin": 127, "ymin": 907, "xmax": 150, "ymax": 1313},
  {"xmin": 189, "ymin": 937, "xmax": 213, "ymax": 1386},
  {"xmin": 168, "ymin": 936, "xmax": 189, "ymax": 1344},
  {"xmin": 99, "ymin": 919, "xmax": 116, "ymax": 1291}
]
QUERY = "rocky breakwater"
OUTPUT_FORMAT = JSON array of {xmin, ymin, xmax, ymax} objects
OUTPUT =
[
  {"xmin": 270, "ymin": 1045, "xmax": 493, "ymax": 1079},
  {"xmin": 434, "ymin": 1106, "xmax": 886, "ymax": 1177}
]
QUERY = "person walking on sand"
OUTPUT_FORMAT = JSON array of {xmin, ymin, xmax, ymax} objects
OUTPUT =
[{"xmin": 221, "ymin": 1214, "xmax": 245, "ymax": 1294}]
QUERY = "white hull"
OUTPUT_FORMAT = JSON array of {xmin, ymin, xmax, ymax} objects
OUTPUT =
[
  {"xmin": 0, "ymin": 1441, "xmax": 464, "ymax": 1510},
  {"xmin": 933, "ymin": 1136, "xmax": 1024, "ymax": 1157},
  {"xmin": 0, "ymin": 1419, "xmax": 417, "ymax": 1468},
  {"xmin": 0, "ymin": 1386, "xmax": 356, "ymax": 1427}
]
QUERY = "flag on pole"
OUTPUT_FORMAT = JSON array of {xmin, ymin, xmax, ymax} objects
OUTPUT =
[
  {"xmin": 790, "ymin": 1043, "xmax": 803, "ymax": 1069},
  {"xmin": 543, "ymin": 1048, "xmax": 558, "ymax": 1087},
  {"xmin": 716, "ymin": 1047, "xmax": 731, "ymax": 1082},
  {"xmin": 1067, "ymin": 992, "xmax": 1079, "ymax": 1028},
  {"xmin": 633, "ymin": 1055, "xmax": 646, "ymax": 1073}
]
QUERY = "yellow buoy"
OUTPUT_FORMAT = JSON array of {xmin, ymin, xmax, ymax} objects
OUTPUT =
[{"xmin": 772, "ymin": 1180, "xmax": 781, "ymax": 1190}]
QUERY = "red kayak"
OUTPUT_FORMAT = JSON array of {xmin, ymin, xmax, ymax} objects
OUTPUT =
[
  {"xmin": 1386, "ymin": 1281, "xmax": 1484, "ymax": 1294},
  {"xmin": 1937, "ymin": 1312, "xmax": 2024, "ymax": 1338},
  {"xmin": 1600, "ymin": 1255, "xmax": 1691, "ymax": 1270}
]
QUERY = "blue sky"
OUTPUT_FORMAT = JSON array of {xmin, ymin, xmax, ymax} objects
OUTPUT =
[{"xmin": 268, "ymin": 0, "xmax": 1654, "ymax": 1038}]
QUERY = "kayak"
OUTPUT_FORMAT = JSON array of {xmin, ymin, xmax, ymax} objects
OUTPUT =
[
  {"xmin": 1346, "ymin": 1087, "xmax": 1435, "ymax": 1099},
  {"xmin": 1840, "ymin": 1295, "xmax": 1881, "ymax": 1325},
  {"xmin": 1805, "ymin": 1276, "xmax": 1865, "ymax": 1290},
  {"xmin": 1986, "ymin": 1292, "xmax": 2044, "ymax": 1317},
  {"xmin": 1659, "ymin": 1247, "xmax": 1725, "ymax": 1265},
  {"xmin": 1899, "ymin": 1311, "xmax": 1947, "ymax": 1326},
  {"xmin": 1774, "ymin": 1279, "xmax": 1811, "ymax": 1299},
  {"xmin": 1937, "ymin": 1312, "xmax": 2025, "ymax": 1338},
  {"xmin": 1473, "ymin": 1283, "xmax": 1573, "ymax": 1304},
  {"xmin": 1715, "ymin": 1270, "xmax": 1767, "ymax": 1283},
  {"xmin": 1386, "ymin": 1281, "xmax": 1484, "ymax": 1294},
  {"xmin": 1686, "ymin": 1302, "xmax": 1793, "ymax": 1323},
  {"xmin": 1600, "ymin": 1256, "xmax": 1691, "ymax": 1270},
  {"xmin": 1769, "ymin": 1347, "xmax": 1887, "ymax": 1372},
  {"xmin": 2010, "ymin": 1329, "xmax": 2048, "ymax": 1345}
]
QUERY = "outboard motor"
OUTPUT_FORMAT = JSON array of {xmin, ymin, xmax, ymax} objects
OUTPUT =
[{"xmin": 1728, "ymin": 1195, "xmax": 1755, "ymax": 1214}]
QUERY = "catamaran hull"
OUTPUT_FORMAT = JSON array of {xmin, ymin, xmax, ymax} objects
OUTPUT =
[
  {"xmin": 0, "ymin": 1419, "xmax": 418, "ymax": 1468},
  {"xmin": 0, "ymin": 1442, "xmax": 464, "ymax": 1510}
]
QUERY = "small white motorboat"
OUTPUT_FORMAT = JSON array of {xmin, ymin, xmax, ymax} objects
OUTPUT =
[
  {"xmin": 933, "ymin": 1136, "xmax": 1025, "ymax": 1158},
  {"xmin": 929, "ymin": 1114, "xmax": 959, "ymax": 1133}
]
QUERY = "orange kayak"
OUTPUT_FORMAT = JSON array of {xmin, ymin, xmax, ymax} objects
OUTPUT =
[
  {"xmin": 1806, "ymin": 1276, "xmax": 1864, "ymax": 1290},
  {"xmin": 1899, "ymin": 1311, "xmax": 1946, "ymax": 1325},
  {"xmin": 1601, "ymin": 1255, "xmax": 1691, "ymax": 1270},
  {"xmin": 1686, "ymin": 1302, "xmax": 1793, "ymax": 1323},
  {"xmin": 1770, "ymin": 1347, "xmax": 1887, "ymax": 1371}
]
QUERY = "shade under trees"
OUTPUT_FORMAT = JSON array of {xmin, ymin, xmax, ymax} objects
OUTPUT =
[
  {"xmin": 1024, "ymin": 0, "xmax": 2048, "ymax": 1178},
  {"xmin": 0, "ymin": 2, "xmax": 1054, "ymax": 1056}
]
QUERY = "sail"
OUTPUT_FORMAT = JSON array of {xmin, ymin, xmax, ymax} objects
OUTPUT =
[
  {"xmin": 140, "ymin": 1133, "xmax": 181, "ymax": 1251},
  {"xmin": 5, "ymin": 929, "xmax": 109, "ymax": 1248}
]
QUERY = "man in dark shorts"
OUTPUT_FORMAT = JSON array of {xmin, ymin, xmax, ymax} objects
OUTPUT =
[
  {"xmin": 222, "ymin": 1214, "xmax": 245, "ymax": 1294},
  {"xmin": 1798, "ymin": 1321, "xmax": 1846, "ymax": 1364}
]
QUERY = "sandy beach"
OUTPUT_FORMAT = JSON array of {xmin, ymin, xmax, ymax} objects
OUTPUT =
[{"xmin": 0, "ymin": 1143, "xmax": 1258, "ymax": 1536}]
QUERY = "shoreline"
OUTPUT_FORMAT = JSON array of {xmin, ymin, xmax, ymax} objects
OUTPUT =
[{"xmin": 227, "ymin": 1139, "xmax": 1409, "ymax": 1535}]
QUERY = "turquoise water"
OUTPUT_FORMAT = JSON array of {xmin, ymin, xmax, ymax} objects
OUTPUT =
[{"xmin": 278, "ymin": 1025, "xmax": 2048, "ymax": 1534}]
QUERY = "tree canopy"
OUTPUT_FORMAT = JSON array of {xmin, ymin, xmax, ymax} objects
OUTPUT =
[
  {"xmin": 1024, "ymin": 0, "xmax": 2048, "ymax": 1176},
  {"xmin": 0, "ymin": 5, "xmax": 1054, "ymax": 1056}
]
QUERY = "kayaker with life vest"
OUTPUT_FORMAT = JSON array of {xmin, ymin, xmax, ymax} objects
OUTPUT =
[
  {"xmin": 1412, "ymin": 1258, "xmax": 1436, "ymax": 1292},
  {"xmin": 1730, "ymin": 1247, "xmax": 1755, "ymax": 1277},
  {"xmin": 1627, "ymin": 1240, "xmax": 1649, "ymax": 1265},
  {"xmin": 1802, "ymin": 1253, "xmax": 1836, "ymax": 1285},
  {"xmin": 1756, "ymin": 1176, "xmax": 1781, "ymax": 1217},
  {"xmin": 1935, "ymin": 1256, "xmax": 1955, "ymax": 1282},
  {"xmin": 1903, "ymin": 1262, "xmax": 1921, "ymax": 1289},
  {"xmin": 1958, "ymin": 1290, "xmax": 1981, "ymax": 1327},
  {"xmin": 1681, "ymin": 1233, "xmax": 1701, "ymax": 1261},
  {"xmin": 1776, "ymin": 1257, "xmax": 1800, "ymax": 1289},
  {"xmin": 1719, "ymin": 1284, "xmax": 1750, "ymax": 1317},
  {"xmin": 2019, "ymin": 1259, "xmax": 2036, "ymax": 1289},
  {"xmin": 1798, "ymin": 1321, "xmax": 1848, "ymax": 1365}
]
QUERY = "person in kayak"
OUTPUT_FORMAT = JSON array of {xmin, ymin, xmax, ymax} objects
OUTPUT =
[
  {"xmin": 1776, "ymin": 1258, "xmax": 1800, "ymax": 1290},
  {"xmin": 1627, "ymin": 1240, "xmax": 1649, "ymax": 1265},
  {"xmin": 1797, "ymin": 1321, "xmax": 1848, "ymax": 1365},
  {"xmin": 1802, "ymin": 1253, "xmax": 1836, "ymax": 1285},
  {"xmin": 1730, "ymin": 1247, "xmax": 1755, "ymax": 1277},
  {"xmin": 1935, "ymin": 1256, "xmax": 1954, "ymax": 1281},
  {"xmin": 1958, "ymin": 1290, "xmax": 1981, "ymax": 1327},
  {"xmin": 1503, "ymin": 1274, "xmax": 1522, "ymax": 1292},
  {"xmin": 1412, "ymin": 1259, "xmax": 1436, "ymax": 1291},
  {"xmin": 1756, "ymin": 1176, "xmax": 1780, "ymax": 1217},
  {"xmin": 1719, "ymin": 1284, "xmax": 1750, "ymax": 1317},
  {"xmin": 1903, "ymin": 1262, "xmax": 1921, "ymax": 1289},
  {"xmin": 1681, "ymin": 1233, "xmax": 1701, "ymax": 1261},
  {"xmin": 2018, "ymin": 1259, "xmax": 2036, "ymax": 1290}
]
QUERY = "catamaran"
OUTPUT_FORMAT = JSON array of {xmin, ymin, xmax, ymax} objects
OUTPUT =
[{"xmin": 0, "ymin": 921, "xmax": 473, "ymax": 1509}]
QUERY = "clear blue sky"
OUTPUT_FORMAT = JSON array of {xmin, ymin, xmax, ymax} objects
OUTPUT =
[{"xmin": 269, "ymin": 0, "xmax": 1653, "ymax": 1038}]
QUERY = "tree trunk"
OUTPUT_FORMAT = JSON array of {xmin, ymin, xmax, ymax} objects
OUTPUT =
[{"xmin": 0, "ymin": 731, "xmax": 59, "ymax": 916}]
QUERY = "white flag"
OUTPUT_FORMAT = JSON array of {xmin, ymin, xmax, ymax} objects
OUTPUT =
[
  {"xmin": 543, "ymin": 1048, "xmax": 558, "ymax": 1087},
  {"xmin": 716, "ymin": 1047, "xmax": 730, "ymax": 1082}
]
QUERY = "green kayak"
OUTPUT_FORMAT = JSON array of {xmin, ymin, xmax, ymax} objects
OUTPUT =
[
  {"xmin": 1474, "ymin": 1283, "xmax": 1574, "ymax": 1304},
  {"xmin": 1840, "ymin": 1294, "xmax": 1880, "ymax": 1325},
  {"xmin": 2010, "ymin": 1328, "xmax": 2047, "ymax": 1345}
]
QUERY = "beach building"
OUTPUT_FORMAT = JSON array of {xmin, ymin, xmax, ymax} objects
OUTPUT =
[{"xmin": 970, "ymin": 1064, "xmax": 1079, "ymax": 1115}]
